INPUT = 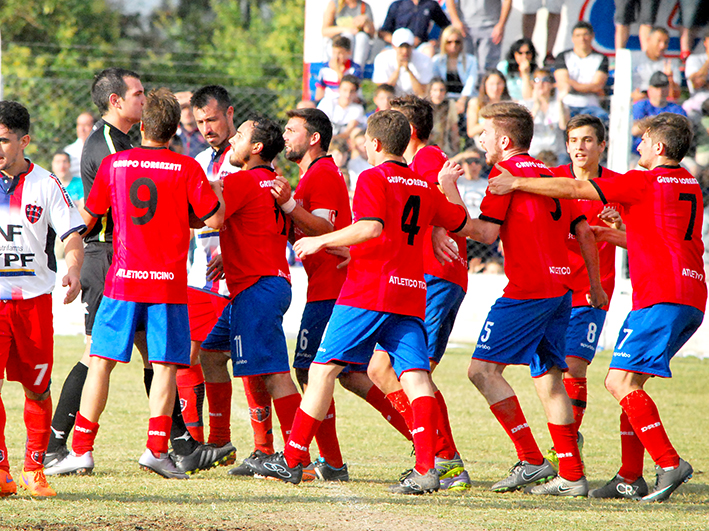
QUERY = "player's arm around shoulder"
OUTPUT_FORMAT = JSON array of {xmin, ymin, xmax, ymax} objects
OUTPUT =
[
  {"xmin": 573, "ymin": 218, "xmax": 608, "ymax": 309},
  {"xmin": 272, "ymin": 174, "xmax": 334, "ymax": 237},
  {"xmin": 293, "ymin": 219, "xmax": 381, "ymax": 260},
  {"xmin": 489, "ymin": 165, "xmax": 600, "ymax": 200}
]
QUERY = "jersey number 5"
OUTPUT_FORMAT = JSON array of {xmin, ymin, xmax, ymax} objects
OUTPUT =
[
  {"xmin": 130, "ymin": 177, "xmax": 158, "ymax": 225},
  {"xmin": 401, "ymin": 195, "xmax": 421, "ymax": 245}
]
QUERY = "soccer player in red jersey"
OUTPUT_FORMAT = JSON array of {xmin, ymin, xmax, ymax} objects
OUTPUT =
[
  {"xmin": 0, "ymin": 101, "xmax": 84, "ymax": 497},
  {"xmin": 489, "ymin": 112, "xmax": 706, "ymax": 502},
  {"xmin": 200, "ymin": 115, "xmax": 303, "ymax": 470},
  {"xmin": 366, "ymin": 95, "xmax": 471, "ymax": 491},
  {"xmin": 249, "ymin": 110, "xmax": 471, "ymax": 494},
  {"xmin": 53, "ymin": 88, "xmax": 224, "ymax": 479},
  {"xmin": 438, "ymin": 102, "xmax": 606, "ymax": 497}
]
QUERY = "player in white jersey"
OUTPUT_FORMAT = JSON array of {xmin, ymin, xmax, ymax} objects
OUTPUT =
[{"xmin": 0, "ymin": 101, "xmax": 85, "ymax": 497}]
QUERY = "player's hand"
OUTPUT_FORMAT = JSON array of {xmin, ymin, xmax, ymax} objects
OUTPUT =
[
  {"xmin": 598, "ymin": 206, "xmax": 624, "ymax": 230},
  {"xmin": 326, "ymin": 246, "xmax": 351, "ymax": 269},
  {"xmin": 62, "ymin": 271, "xmax": 81, "ymax": 304},
  {"xmin": 209, "ymin": 179, "xmax": 224, "ymax": 193},
  {"xmin": 271, "ymin": 175, "xmax": 292, "ymax": 206},
  {"xmin": 431, "ymin": 226, "xmax": 458, "ymax": 265},
  {"xmin": 488, "ymin": 166, "xmax": 516, "ymax": 195},
  {"xmin": 452, "ymin": 19, "xmax": 467, "ymax": 37},
  {"xmin": 206, "ymin": 253, "xmax": 225, "ymax": 281},
  {"xmin": 491, "ymin": 23, "xmax": 504, "ymax": 45},
  {"xmin": 587, "ymin": 286, "xmax": 608, "ymax": 309},
  {"xmin": 438, "ymin": 160, "xmax": 464, "ymax": 188},
  {"xmin": 590, "ymin": 225, "xmax": 610, "ymax": 242},
  {"xmin": 293, "ymin": 236, "xmax": 325, "ymax": 259}
]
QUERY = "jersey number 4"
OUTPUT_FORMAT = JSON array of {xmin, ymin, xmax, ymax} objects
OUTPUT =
[
  {"xmin": 130, "ymin": 177, "xmax": 158, "ymax": 225},
  {"xmin": 401, "ymin": 195, "xmax": 421, "ymax": 245}
]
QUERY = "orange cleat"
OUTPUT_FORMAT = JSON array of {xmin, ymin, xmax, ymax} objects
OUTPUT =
[
  {"xmin": 0, "ymin": 469, "xmax": 17, "ymax": 497},
  {"xmin": 19, "ymin": 468, "xmax": 56, "ymax": 497}
]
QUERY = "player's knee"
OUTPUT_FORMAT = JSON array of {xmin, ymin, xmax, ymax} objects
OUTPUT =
[{"xmin": 295, "ymin": 367, "xmax": 309, "ymax": 390}]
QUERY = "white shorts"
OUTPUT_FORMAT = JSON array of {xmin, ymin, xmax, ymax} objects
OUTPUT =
[{"xmin": 521, "ymin": 0, "xmax": 564, "ymax": 15}]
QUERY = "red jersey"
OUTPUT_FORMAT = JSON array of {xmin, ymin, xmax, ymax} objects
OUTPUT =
[
  {"xmin": 553, "ymin": 164, "xmax": 621, "ymax": 310},
  {"xmin": 293, "ymin": 156, "xmax": 352, "ymax": 302},
  {"xmin": 411, "ymin": 145, "xmax": 468, "ymax": 291},
  {"xmin": 86, "ymin": 147, "xmax": 219, "ymax": 304},
  {"xmin": 337, "ymin": 161, "xmax": 467, "ymax": 320},
  {"xmin": 220, "ymin": 166, "xmax": 291, "ymax": 297},
  {"xmin": 591, "ymin": 165, "xmax": 707, "ymax": 312},
  {"xmin": 481, "ymin": 154, "xmax": 585, "ymax": 300}
]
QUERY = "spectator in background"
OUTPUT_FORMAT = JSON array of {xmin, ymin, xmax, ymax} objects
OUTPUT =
[
  {"xmin": 432, "ymin": 25, "xmax": 479, "ymax": 114},
  {"xmin": 678, "ymin": 0, "xmax": 709, "ymax": 61},
  {"xmin": 322, "ymin": 0, "xmax": 375, "ymax": 69},
  {"xmin": 631, "ymin": 72, "xmax": 687, "ymax": 153},
  {"xmin": 684, "ymin": 31, "xmax": 709, "ymax": 119},
  {"xmin": 446, "ymin": 0, "xmax": 513, "ymax": 74},
  {"xmin": 497, "ymin": 38, "xmax": 537, "ymax": 101},
  {"xmin": 379, "ymin": 0, "xmax": 451, "ymax": 56},
  {"xmin": 523, "ymin": 68, "xmax": 570, "ymax": 163},
  {"xmin": 631, "ymin": 27, "xmax": 681, "ymax": 102},
  {"xmin": 521, "ymin": 0, "xmax": 563, "ymax": 65},
  {"xmin": 535, "ymin": 149, "xmax": 559, "ymax": 168},
  {"xmin": 428, "ymin": 78, "xmax": 460, "ymax": 157},
  {"xmin": 314, "ymin": 35, "xmax": 362, "ymax": 103},
  {"xmin": 614, "ymin": 0, "xmax": 661, "ymax": 51},
  {"xmin": 63, "ymin": 111, "xmax": 94, "ymax": 177},
  {"xmin": 372, "ymin": 28, "xmax": 433, "ymax": 97},
  {"xmin": 371, "ymin": 84, "xmax": 396, "ymax": 114},
  {"xmin": 52, "ymin": 151, "xmax": 84, "ymax": 209},
  {"xmin": 346, "ymin": 127, "xmax": 371, "ymax": 191},
  {"xmin": 175, "ymin": 91, "xmax": 209, "ymax": 158},
  {"xmin": 297, "ymin": 100, "xmax": 318, "ymax": 109},
  {"xmin": 554, "ymin": 21, "xmax": 609, "ymax": 121},
  {"xmin": 317, "ymin": 74, "xmax": 366, "ymax": 137},
  {"xmin": 466, "ymin": 70, "xmax": 511, "ymax": 144},
  {"xmin": 328, "ymin": 137, "xmax": 351, "ymax": 188},
  {"xmin": 694, "ymin": 99, "xmax": 709, "ymax": 168}
]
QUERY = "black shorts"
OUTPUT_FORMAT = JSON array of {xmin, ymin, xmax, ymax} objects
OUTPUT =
[
  {"xmin": 614, "ymin": 0, "xmax": 660, "ymax": 26},
  {"xmin": 81, "ymin": 242, "xmax": 113, "ymax": 336}
]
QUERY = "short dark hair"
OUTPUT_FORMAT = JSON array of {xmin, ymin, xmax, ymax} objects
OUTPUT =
[
  {"xmin": 646, "ymin": 113, "xmax": 693, "ymax": 161},
  {"xmin": 479, "ymin": 102, "xmax": 534, "ymax": 150},
  {"xmin": 341, "ymin": 74, "xmax": 360, "ymax": 90},
  {"xmin": 650, "ymin": 26, "xmax": 670, "ymax": 37},
  {"xmin": 366, "ymin": 110, "xmax": 410, "ymax": 157},
  {"xmin": 91, "ymin": 67, "xmax": 141, "ymax": 116},
  {"xmin": 250, "ymin": 114, "xmax": 285, "ymax": 162},
  {"xmin": 53, "ymin": 150, "xmax": 71, "ymax": 161},
  {"xmin": 572, "ymin": 21, "xmax": 595, "ymax": 34},
  {"xmin": 142, "ymin": 88, "xmax": 181, "ymax": 143},
  {"xmin": 191, "ymin": 85, "xmax": 232, "ymax": 112},
  {"xmin": 565, "ymin": 114, "xmax": 606, "ymax": 143},
  {"xmin": 390, "ymin": 94, "xmax": 433, "ymax": 141},
  {"xmin": 0, "ymin": 101, "xmax": 30, "ymax": 137},
  {"xmin": 332, "ymin": 35, "xmax": 352, "ymax": 51},
  {"xmin": 375, "ymin": 84, "xmax": 396, "ymax": 96},
  {"xmin": 286, "ymin": 108, "xmax": 333, "ymax": 151}
]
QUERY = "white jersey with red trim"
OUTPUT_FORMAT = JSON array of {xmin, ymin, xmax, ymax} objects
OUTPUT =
[
  {"xmin": 188, "ymin": 145, "xmax": 240, "ymax": 296},
  {"xmin": 0, "ymin": 161, "xmax": 85, "ymax": 300}
]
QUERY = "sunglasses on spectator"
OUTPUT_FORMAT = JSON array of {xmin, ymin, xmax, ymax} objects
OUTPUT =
[{"xmin": 534, "ymin": 76, "xmax": 554, "ymax": 83}]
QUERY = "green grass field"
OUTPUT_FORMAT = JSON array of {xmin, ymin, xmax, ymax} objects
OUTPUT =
[{"xmin": 1, "ymin": 336, "xmax": 708, "ymax": 530}]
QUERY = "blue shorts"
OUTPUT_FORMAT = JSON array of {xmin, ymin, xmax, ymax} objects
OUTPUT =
[
  {"xmin": 205, "ymin": 276, "xmax": 292, "ymax": 377},
  {"xmin": 293, "ymin": 300, "xmax": 336, "ymax": 370},
  {"xmin": 91, "ymin": 296, "xmax": 190, "ymax": 366},
  {"xmin": 610, "ymin": 303, "xmax": 704, "ymax": 378},
  {"xmin": 473, "ymin": 292, "xmax": 572, "ymax": 378},
  {"xmin": 565, "ymin": 306, "xmax": 607, "ymax": 363},
  {"xmin": 200, "ymin": 301, "xmax": 231, "ymax": 352},
  {"xmin": 314, "ymin": 305, "xmax": 429, "ymax": 378},
  {"xmin": 424, "ymin": 274, "xmax": 465, "ymax": 364}
]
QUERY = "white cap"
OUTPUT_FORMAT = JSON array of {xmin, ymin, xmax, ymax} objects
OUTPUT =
[{"xmin": 392, "ymin": 28, "xmax": 415, "ymax": 48}]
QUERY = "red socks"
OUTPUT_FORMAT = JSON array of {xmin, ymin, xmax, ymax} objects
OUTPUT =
[
  {"xmin": 314, "ymin": 400, "xmax": 343, "ymax": 468},
  {"xmin": 176, "ymin": 364, "xmax": 205, "ymax": 443},
  {"xmin": 272, "ymin": 393, "xmax": 302, "ymax": 445},
  {"xmin": 490, "ymin": 396, "xmax": 543, "ymax": 465},
  {"xmin": 284, "ymin": 408, "xmax": 319, "ymax": 468},
  {"xmin": 205, "ymin": 381, "xmax": 232, "ymax": 446},
  {"xmin": 146, "ymin": 415, "xmax": 172, "ymax": 457},
  {"xmin": 411, "ymin": 396, "xmax": 439, "ymax": 474},
  {"xmin": 243, "ymin": 376, "xmax": 274, "ymax": 454},
  {"xmin": 72, "ymin": 413, "xmax": 100, "ymax": 456},
  {"xmin": 0, "ymin": 395, "xmax": 6, "ymax": 472},
  {"xmin": 386, "ymin": 389, "xmax": 414, "ymax": 432},
  {"xmin": 620, "ymin": 390, "xmax": 678, "ymax": 469},
  {"xmin": 618, "ymin": 410, "xmax": 645, "ymax": 483},
  {"xmin": 365, "ymin": 386, "xmax": 412, "ymax": 441},
  {"xmin": 23, "ymin": 395, "xmax": 53, "ymax": 471},
  {"xmin": 563, "ymin": 377, "xmax": 587, "ymax": 433},
  {"xmin": 548, "ymin": 422, "xmax": 584, "ymax": 481},
  {"xmin": 434, "ymin": 390, "xmax": 458, "ymax": 459}
]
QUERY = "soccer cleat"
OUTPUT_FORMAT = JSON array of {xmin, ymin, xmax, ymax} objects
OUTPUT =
[
  {"xmin": 640, "ymin": 458, "xmax": 693, "ymax": 503},
  {"xmin": 171, "ymin": 442, "xmax": 236, "ymax": 475},
  {"xmin": 547, "ymin": 431, "xmax": 584, "ymax": 472},
  {"xmin": 43, "ymin": 450, "xmax": 94, "ymax": 476},
  {"xmin": 526, "ymin": 474, "xmax": 589, "ymax": 497},
  {"xmin": 440, "ymin": 469, "xmax": 472, "ymax": 492},
  {"xmin": 389, "ymin": 468, "xmax": 440, "ymax": 495},
  {"xmin": 139, "ymin": 449, "xmax": 189, "ymax": 479},
  {"xmin": 312, "ymin": 457, "xmax": 349, "ymax": 481},
  {"xmin": 589, "ymin": 474, "xmax": 648, "ymax": 500},
  {"xmin": 0, "ymin": 469, "xmax": 17, "ymax": 498},
  {"xmin": 435, "ymin": 454, "xmax": 465, "ymax": 480},
  {"xmin": 43, "ymin": 445, "xmax": 69, "ymax": 469},
  {"xmin": 228, "ymin": 449, "xmax": 271, "ymax": 477},
  {"xmin": 301, "ymin": 461, "xmax": 317, "ymax": 482},
  {"xmin": 246, "ymin": 451, "xmax": 302, "ymax": 484},
  {"xmin": 490, "ymin": 459, "xmax": 556, "ymax": 492},
  {"xmin": 19, "ymin": 469, "xmax": 56, "ymax": 497}
]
